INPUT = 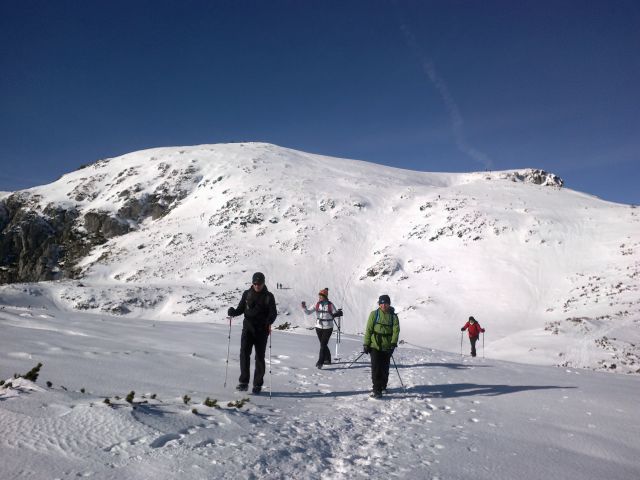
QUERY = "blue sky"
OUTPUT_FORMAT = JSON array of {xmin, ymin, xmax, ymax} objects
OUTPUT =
[{"xmin": 1, "ymin": 0, "xmax": 638, "ymax": 204}]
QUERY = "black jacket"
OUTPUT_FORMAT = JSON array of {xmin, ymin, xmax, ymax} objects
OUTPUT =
[{"xmin": 231, "ymin": 286, "xmax": 277, "ymax": 328}]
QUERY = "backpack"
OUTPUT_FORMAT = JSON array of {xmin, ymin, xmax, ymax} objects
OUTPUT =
[
  {"xmin": 315, "ymin": 301, "xmax": 334, "ymax": 314},
  {"xmin": 373, "ymin": 307, "xmax": 396, "ymax": 334}
]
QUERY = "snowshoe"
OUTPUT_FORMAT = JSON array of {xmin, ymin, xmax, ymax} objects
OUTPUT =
[
  {"xmin": 370, "ymin": 391, "xmax": 382, "ymax": 399},
  {"xmin": 252, "ymin": 386, "xmax": 262, "ymax": 394},
  {"xmin": 236, "ymin": 383, "xmax": 248, "ymax": 392}
]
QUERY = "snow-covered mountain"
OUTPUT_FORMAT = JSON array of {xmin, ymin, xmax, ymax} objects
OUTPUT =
[{"xmin": 1, "ymin": 142, "xmax": 639, "ymax": 372}]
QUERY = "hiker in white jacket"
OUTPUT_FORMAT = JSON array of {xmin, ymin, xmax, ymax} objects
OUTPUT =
[{"xmin": 301, "ymin": 288, "xmax": 337, "ymax": 368}]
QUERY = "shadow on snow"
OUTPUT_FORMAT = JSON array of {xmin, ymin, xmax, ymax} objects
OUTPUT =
[
  {"xmin": 334, "ymin": 360, "xmax": 489, "ymax": 371},
  {"xmin": 268, "ymin": 382, "xmax": 574, "ymax": 400},
  {"xmin": 269, "ymin": 389, "xmax": 370, "ymax": 399},
  {"xmin": 399, "ymin": 383, "xmax": 576, "ymax": 399}
]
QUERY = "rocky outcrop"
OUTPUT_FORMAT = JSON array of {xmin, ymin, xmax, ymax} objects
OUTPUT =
[
  {"xmin": 0, "ymin": 195, "xmax": 89, "ymax": 283},
  {"xmin": 0, "ymin": 188, "xmax": 183, "ymax": 284},
  {"xmin": 117, "ymin": 193, "xmax": 175, "ymax": 221},
  {"xmin": 83, "ymin": 211, "xmax": 130, "ymax": 239},
  {"xmin": 501, "ymin": 169, "xmax": 564, "ymax": 187}
]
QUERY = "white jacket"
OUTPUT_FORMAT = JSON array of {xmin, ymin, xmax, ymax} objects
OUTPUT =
[{"xmin": 302, "ymin": 300, "xmax": 336, "ymax": 330}]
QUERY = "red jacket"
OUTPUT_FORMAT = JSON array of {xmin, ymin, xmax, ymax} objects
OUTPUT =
[{"xmin": 462, "ymin": 321, "xmax": 485, "ymax": 338}]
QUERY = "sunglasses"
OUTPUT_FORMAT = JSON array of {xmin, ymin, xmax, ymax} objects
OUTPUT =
[{"xmin": 253, "ymin": 282, "xmax": 264, "ymax": 286}]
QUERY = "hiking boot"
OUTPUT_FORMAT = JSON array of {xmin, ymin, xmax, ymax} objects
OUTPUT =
[
  {"xmin": 316, "ymin": 362, "xmax": 323, "ymax": 369},
  {"xmin": 370, "ymin": 390, "xmax": 382, "ymax": 399},
  {"xmin": 323, "ymin": 359, "xmax": 331, "ymax": 365},
  {"xmin": 236, "ymin": 383, "xmax": 248, "ymax": 392},
  {"xmin": 252, "ymin": 386, "xmax": 262, "ymax": 394}
]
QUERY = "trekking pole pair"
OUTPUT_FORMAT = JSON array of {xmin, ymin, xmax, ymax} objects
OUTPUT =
[
  {"xmin": 345, "ymin": 349, "xmax": 406, "ymax": 390},
  {"xmin": 223, "ymin": 317, "xmax": 273, "ymax": 400},
  {"xmin": 459, "ymin": 332, "xmax": 486, "ymax": 358}
]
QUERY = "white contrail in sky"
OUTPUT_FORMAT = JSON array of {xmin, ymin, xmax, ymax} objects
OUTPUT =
[{"xmin": 400, "ymin": 23, "xmax": 493, "ymax": 170}]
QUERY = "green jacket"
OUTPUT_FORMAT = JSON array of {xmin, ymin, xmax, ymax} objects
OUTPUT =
[{"xmin": 364, "ymin": 308, "xmax": 400, "ymax": 352}]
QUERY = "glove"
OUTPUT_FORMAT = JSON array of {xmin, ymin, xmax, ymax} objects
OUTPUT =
[
  {"xmin": 266, "ymin": 323, "xmax": 272, "ymax": 334},
  {"xmin": 227, "ymin": 307, "xmax": 235, "ymax": 317},
  {"xmin": 481, "ymin": 329, "xmax": 485, "ymax": 333},
  {"xmin": 301, "ymin": 301, "xmax": 306, "ymax": 308},
  {"xmin": 363, "ymin": 345, "xmax": 371, "ymax": 354},
  {"xmin": 389, "ymin": 344, "xmax": 397, "ymax": 355},
  {"xmin": 461, "ymin": 327, "xmax": 465, "ymax": 331}
]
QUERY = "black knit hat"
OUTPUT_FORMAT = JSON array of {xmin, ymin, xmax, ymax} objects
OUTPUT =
[
  {"xmin": 469, "ymin": 316, "xmax": 476, "ymax": 322},
  {"xmin": 252, "ymin": 272, "xmax": 265, "ymax": 284},
  {"xmin": 378, "ymin": 294, "xmax": 391, "ymax": 305}
]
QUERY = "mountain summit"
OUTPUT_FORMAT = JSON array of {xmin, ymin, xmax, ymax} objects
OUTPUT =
[{"xmin": 1, "ymin": 143, "xmax": 638, "ymax": 372}]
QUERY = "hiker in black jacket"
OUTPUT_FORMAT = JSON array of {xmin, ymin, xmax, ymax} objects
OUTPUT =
[{"xmin": 227, "ymin": 272, "xmax": 277, "ymax": 394}]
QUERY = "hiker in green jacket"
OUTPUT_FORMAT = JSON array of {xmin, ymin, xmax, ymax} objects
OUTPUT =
[{"xmin": 363, "ymin": 294, "xmax": 400, "ymax": 398}]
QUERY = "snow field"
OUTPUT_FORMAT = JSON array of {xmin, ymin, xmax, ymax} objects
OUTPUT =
[{"xmin": 2, "ymin": 301, "xmax": 640, "ymax": 480}]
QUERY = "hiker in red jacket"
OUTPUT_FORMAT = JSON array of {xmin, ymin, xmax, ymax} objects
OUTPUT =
[{"xmin": 461, "ymin": 316, "xmax": 485, "ymax": 357}]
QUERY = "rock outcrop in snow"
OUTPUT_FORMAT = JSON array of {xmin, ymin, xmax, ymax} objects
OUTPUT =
[{"xmin": 500, "ymin": 168, "xmax": 564, "ymax": 187}]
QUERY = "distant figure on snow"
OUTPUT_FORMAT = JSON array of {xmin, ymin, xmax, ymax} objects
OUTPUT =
[
  {"xmin": 461, "ymin": 316, "xmax": 485, "ymax": 357},
  {"xmin": 363, "ymin": 294, "xmax": 400, "ymax": 398},
  {"xmin": 227, "ymin": 272, "xmax": 277, "ymax": 394},
  {"xmin": 302, "ymin": 288, "xmax": 338, "ymax": 368}
]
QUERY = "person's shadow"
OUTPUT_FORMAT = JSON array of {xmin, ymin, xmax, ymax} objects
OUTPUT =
[
  {"xmin": 400, "ymin": 383, "xmax": 576, "ymax": 399},
  {"xmin": 393, "ymin": 361, "xmax": 488, "ymax": 371},
  {"xmin": 269, "ymin": 389, "xmax": 369, "ymax": 399},
  {"xmin": 272, "ymin": 358, "xmax": 576, "ymax": 400},
  {"xmin": 336, "ymin": 359, "xmax": 487, "ymax": 371},
  {"xmin": 267, "ymin": 383, "xmax": 574, "ymax": 400}
]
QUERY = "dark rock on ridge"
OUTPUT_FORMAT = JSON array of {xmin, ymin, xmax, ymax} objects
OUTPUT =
[
  {"xmin": 0, "ymin": 184, "xmax": 184, "ymax": 284},
  {"xmin": 0, "ymin": 195, "xmax": 89, "ymax": 283}
]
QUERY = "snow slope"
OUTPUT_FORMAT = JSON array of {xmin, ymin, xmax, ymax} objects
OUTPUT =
[
  {"xmin": 1, "ymin": 296, "xmax": 639, "ymax": 480},
  {"xmin": 2, "ymin": 142, "xmax": 638, "ymax": 373}
]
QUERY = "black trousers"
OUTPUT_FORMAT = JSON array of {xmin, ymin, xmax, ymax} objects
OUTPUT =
[
  {"xmin": 239, "ymin": 323, "xmax": 269, "ymax": 387},
  {"xmin": 315, "ymin": 327, "xmax": 333, "ymax": 365},
  {"xmin": 469, "ymin": 336, "xmax": 479, "ymax": 357},
  {"xmin": 370, "ymin": 349, "xmax": 392, "ymax": 393}
]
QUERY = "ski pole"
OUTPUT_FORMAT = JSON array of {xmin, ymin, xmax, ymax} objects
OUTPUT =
[
  {"xmin": 223, "ymin": 316, "xmax": 232, "ymax": 388},
  {"xmin": 268, "ymin": 324, "xmax": 272, "ymax": 400},
  {"xmin": 482, "ymin": 332, "xmax": 485, "ymax": 359},
  {"xmin": 391, "ymin": 354, "xmax": 405, "ymax": 390},
  {"xmin": 334, "ymin": 317, "xmax": 341, "ymax": 360},
  {"xmin": 345, "ymin": 351, "xmax": 366, "ymax": 368},
  {"xmin": 460, "ymin": 331, "xmax": 463, "ymax": 357},
  {"xmin": 336, "ymin": 319, "xmax": 341, "ymax": 358}
]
